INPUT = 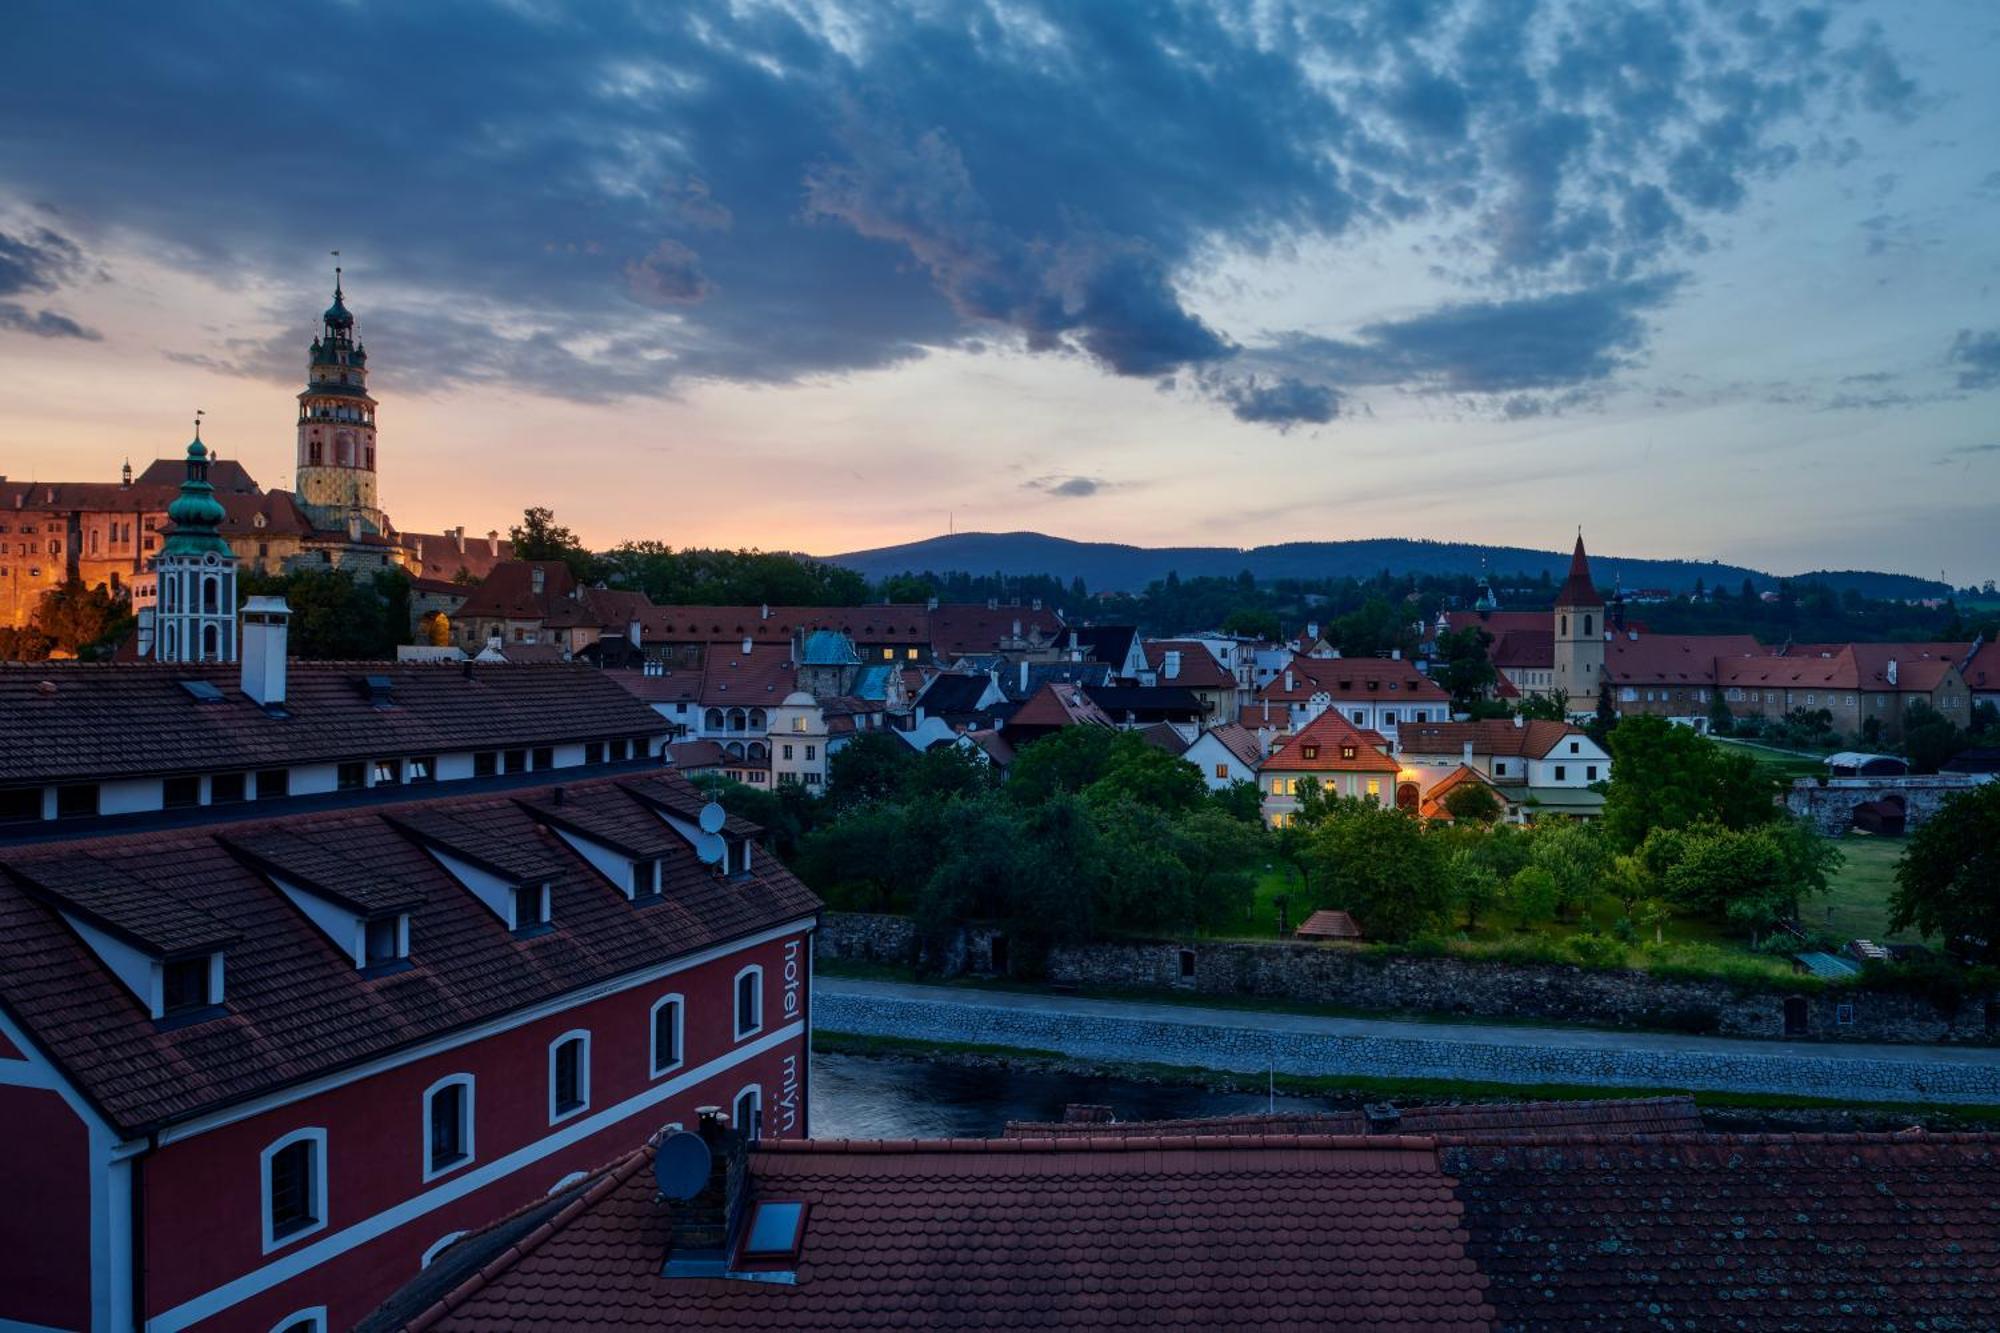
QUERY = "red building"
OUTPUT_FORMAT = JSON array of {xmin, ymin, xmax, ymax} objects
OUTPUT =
[{"xmin": 0, "ymin": 770, "xmax": 819, "ymax": 1331}]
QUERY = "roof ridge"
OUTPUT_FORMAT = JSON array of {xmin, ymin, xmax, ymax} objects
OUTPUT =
[
  {"xmin": 405, "ymin": 1141, "xmax": 657, "ymax": 1332},
  {"xmin": 754, "ymin": 1132, "xmax": 1445, "ymax": 1155}
]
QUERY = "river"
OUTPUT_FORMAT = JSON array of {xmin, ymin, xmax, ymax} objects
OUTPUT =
[{"xmin": 809, "ymin": 1050, "xmax": 1334, "ymax": 1139}]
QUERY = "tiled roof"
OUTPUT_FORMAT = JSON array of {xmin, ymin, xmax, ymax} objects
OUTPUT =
[
  {"xmin": 1965, "ymin": 641, "xmax": 2000, "ymax": 692},
  {"xmin": 1488, "ymin": 629, "xmax": 1552, "ymax": 670},
  {"xmin": 225, "ymin": 827, "xmax": 430, "ymax": 914},
  {"xmin": 1397, "ymin": 719, "xmax": 1584, "ymax": 761},
  {"xmin": 9, "ymin": 853, "xmax": 240, "ymax": 955},
  {"xmin": 605, "ymin": 668, "xmax": 702, "ymax": 705},
  {"xmin": 1296, "ymin": 908, "xmax": 1364, "ymax": 939},
  {"xmin": 1070, "ymin": 624, "xmax": 1139, "ymax": 669},
  {"xmin": 1134, "ymin": 722, "xmax": 1191, "ymax": 755},
  {"xmin": 1845, "ymin": 642, "xmax": 1971, "ymax": 693},
  {"xmin": 639, "ymin": 605, "xmax": 931, "ymax": 646},
  {"xmin": 1196, "ymin": 720, "xmax": 1265, "ymax": 770},
  {"xmin": 453, "ymin": 560, "xmax": 579, "ymax": 621},
  {"xmin": 1258, "ymin": 655, "xmax": 1450, "ymax": 704},
  {"xmin": 402, "ymin": 1128, "xmax": 2000, "ymax": 1331},
  {"xmin": 1004, "ymin": 1096, "xmax": 1704, "ymax": 1139},
  {"xmin": 915, "ymin": 671, "xmax": 998, "ymax": 716},
  {"xmin": 1264, "ymin": 710, "xmax": 1400, "ymax": 774},
  {"xmin": 407, "ymin": 1133, "xmax": 1496, "ymax": 1330},
  {"xmin": 0, "ymin": 772, "xmax": 817, "ymax": 1136},
  {"xmin": 1554, "ymin": 535, "xmax": 1604, "ymax": 609},
  {"xmin": 663, "ymin": 739, "xmax": 728, "ymax": 770},
  {"xmin": 696, "ymin": 643, "xmax": 797, "ymax": 709},
  {"xmin": 1417, "ymin": 766, "xmax": 1513, "ymax": 820},
  {"xmin": 1082, "ymin": 684, "xmax": 1205, "ymax": 716},
  {"xmin": 1144, "ymin": 641, "xmax": 1236, "ymax": 689},
  {"xmin": 397, "ymin": 530, "xmax": 515, "ymax": 583},
  {"xmin": 1447, "ymin": 1132, "xmax": 2000, "ymax": 1329},
  {"xmin": 1006, "ymin": 681, "xmax": 1113, "ymax": 732},
  {"xmin": 1439, "ymin": 610, "xmax": 1548, "ymax": 640},
  {"xmin": 1601, "ymin": 633, "xmax": 1763, "ymax": 685},
  {"xmin": 0, "ymin": 660, "xmax": 669, "ymax": 786},
  {"xmin": 928, "ymin": 604, "xmax": 1066, "ymax": 658}
]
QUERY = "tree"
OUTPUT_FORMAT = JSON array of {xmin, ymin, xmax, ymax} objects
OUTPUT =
[
  {"xmin": 1516, "ymin": 690, "xmax": 1567, "ymax": 721},
  {"xmin": 1505, "ymin": 866, "xmax": 1559, "ymax": 925},
  {"xmin": 1447, "ymin": 847, "xmax": 1501, "ymax": 929},
  {"xmin": 1222, "ymin": 607, "xmax": 1281, "ymax": 641},
  {"xmin": 1209, "ymin": 778, "xmax": 1264, "ymax": 825},
  {"xmin": 1432, "ymin": 626, "xmax": 1498, "ymax": 713},
  {"xmin": 1888, "ymin": 782, "xmax": 2000, "ymax": 959},
  {"xmin": 31, "ymin": 580, "xmax": 130, "ymax": 658},
  {"xmin": 1084, "ymin": 737, "xmax": 1207, "ymax": 815},
  {"xmin": 1601, "ymin": 716, "xmax": 1777, "ymax": 851},
  {"xmin": 239, "ymin": 568, "xmax": 413, "ymax": 659},
  {"xmin": 1655, "ymin": 820, "xmax": 1833, "ymax": 936},
  {"xmin": 1006, "ymin": 726, "xmax": 1120, "ymax": 805},
  {"xmin": 1901, "ymin": 701, "xmax": 1960, "ymax": 775},
  {"xmin": 1442, "ymin": 781, "xmax": 1503, "ymax": 825},
  {"xmin": 1301, "ymin": 800, "xmax": 1450, "ymax": 942},
  {"xmin": 0, "ymin": 625, "xmax": 53, "ymax": 662},
  {"xmin": 824, "ymin": 732, "xmax": 912, "ymax": 812},
  {"xmin": 1707, "ymin": 689, "xmax": 1733, "ymax": 736},
  {"xmin": 1526, "ymin": 818, "xmax": 1610, "ymax": 920},
  {"xmin": 509, "ymin": 507, "xmax": 595, "ymax": 579}
]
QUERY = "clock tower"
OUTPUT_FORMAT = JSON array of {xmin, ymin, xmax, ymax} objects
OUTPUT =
[{"xmin": 294, "ymin": 266, "xmax": 385, "ymax": 537}]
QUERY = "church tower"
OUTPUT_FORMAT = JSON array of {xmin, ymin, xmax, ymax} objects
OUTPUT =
[
  {"xmin": 153, "ymin": 420, "xmax": 239, "ymax": 663},
  {"xmin": 1553, "ymin": 532, "xmax": 1605, "ymax": 715},
  {"xmin": 294, "ymin": 266, "xmax": 385, "ymax": 537}
]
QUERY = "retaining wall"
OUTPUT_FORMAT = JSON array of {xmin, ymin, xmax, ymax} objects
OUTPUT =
[{"xmin": 818, "ymin": 912, "xmax": 1999, "ymax": 1044}]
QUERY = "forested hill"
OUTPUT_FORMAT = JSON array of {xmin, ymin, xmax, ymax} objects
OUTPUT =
[{"xmin": 823, "ymin": 531, "xmax": 1952, "ymax": 599}]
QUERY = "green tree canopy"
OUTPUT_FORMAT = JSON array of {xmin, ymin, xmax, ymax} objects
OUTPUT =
[
  {"xmin": 1888, "ymin": 782, "xmax": 2000, "ymax": 959},
  {"xmin": 1300, "ymin": 799, "xmax": 1450, "ymax": 942},
  {"xmin": 31, "ymin": 580, "xmax": 130, "ymax": 659},
  {"xmin": 1601, "ymin": 716, "xmax": 1777, "ymax": 850}
]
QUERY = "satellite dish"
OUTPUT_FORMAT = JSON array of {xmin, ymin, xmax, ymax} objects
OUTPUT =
[
  {"xmin": 698, "ymin": 801, "xmax": 727, "ymax": 834},
  {"xmin": 654, "ymin": 1130, "xmax": 713, "ymax": 1201},
  {"xmin": 695, "ymin": 832, "xmax": 727, "ymax": 866}
]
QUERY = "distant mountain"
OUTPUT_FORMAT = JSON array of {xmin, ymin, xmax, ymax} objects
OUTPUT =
[{"xmin": 823, "ymin": 531, "xmax": 1954, "ymax": 599}]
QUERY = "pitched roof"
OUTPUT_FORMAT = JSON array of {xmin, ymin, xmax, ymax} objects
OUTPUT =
[
  {"xmin": 1396, "ymin": 718, "xmax": 1586, "ymax": 760},
  {"xmin": 1439, "ymin": 610, "xmax": 1548, "ymax": 639},
  {"xmin": 1488, "ymin": 628, "xmax": 1552, "ymax": 669},
  {"xmin": 638, "ymin": 605, "xmax": 930, "ymax": 647},
  {"xmin": 1263, "ymin": 709, "xmax": 1400, "ymax": 774},
  {"xmin": 1417, "ymin": 766, "xmax": 1514, "ymax": 820},
  {"xmin": 453, "ymin": 560, "xmax": 579, "ymax": 621},
  {"xmin": 1006, "ymin": 680, "xmax": 1113, "ymax": 732},
  {"xmin": 1296, "ymin": 908, "xmax": 1364, "ymax": 939},
  {"xmin": 1004, "ymin": 1096, "xmax": 1704, "ymax": 1140},
  {"xmin": 0, "ymin": 772, "xmax": 816, "ymax": 1136},
  {"xmin": 1070, "ymin": 624, "xmax": 1139, "ymax": 668},
  {"xmin": 1257, "ymin": 655, "xmax": 1450, "ymax": 704},
  {"xmin": 404, "ymin": 1133, "xmax": 1495, "ymax": 1330},
  {"xmin": 1134, "ymin": 722, "xmax": 1191, "ymax": 755},
  {"xmin": 397, "ymin": 530, "xmax": 516, "ymax": 583},
  {"xmin": 1601, "ymin": 633, "xmax": 1764, "ymax": 685},
  {"xmin": 1081, "ymin": 684, "xmax": 1206, "ymax": 718},
  {"xmin": 915, "ymin": 670, "xmax": 998, "ymax": 716},
  {"xmin": 1965, "ymin": 640, "xmax": 2000, "ymax": 693},
  {"xmin": 927, "ymin": 603, "xmax": 1065, "ymax": 658},
  {"xmin": 0, "ymin": 660, "xmax": 669, "ymax": 787},
  {"xmin": 1143, "ymin": 640, "xmax": 1236, "ymax": 689},
  {"xmin": 695, "ymin": 643, "xmax": 797, "ymax": 710},
  {"xmin": 1553, "ymin": 534, "xmax": 1604, "ymax": 609},
  {"xmin": 1192, "ymin": 720, "xmax": 1264, "ymax": 771}
]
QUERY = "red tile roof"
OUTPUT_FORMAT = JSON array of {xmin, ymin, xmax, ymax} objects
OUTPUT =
[
  {"xmin": 1966, "ymin": 640, "xmax": 2000, "ymax": 693},
  {"xmin": 696, "ymin": 642, "xmax": 798, "ymax": 709},
  {"xmin": 1602, "ymin": 632, "xmax": 1764, "ymax": 685},
  {"xmin": 1488, "ymin": 628, "xmax": 1552, "ymax": 669},
  {"xmin": 1396, "ymin": 718, "xmax": 1585, "ymax": 761},
  {"xmin": 0, "ymin": 772, "xmax": 817, "ymax": 1137},
  {"xmin": 397, "ymin": 529, "xmax": 516, "ymax": 583},
  {"xmin": 0, "ymin": 660, "xmax": 669, "ymax": 786},
  {"xmin": 639, "ymin": 604, "xmax": 931, "ymax": 647},
  {"xmin": 1004, "ymin": 1096, "xmax": 1704, "ymax": 1139},
  {"xmin": 1417, "ymin": 766, "xmax": 1514, "ymax": 820},
  {"xmin": 453, "ymin": 560, "xmax": 579, "ymax": 621},
  {"xmin": 1263, "ymin": 710, "xmax": 1401, "ymax": 774},
  {"xmin": 1006, "ymin": 680, "xmax": 1113, "ymax": 732},
  {"xmin": 1143, "ymin": 640, "xmax": 1237, "ymax": 689},
  {"xmin": 1258, "ymin": 655, "xmax": 1449, "ymax": 704},
  {"xmin": 1554, "ymin": 534, "xmax": 1603, "ymax": 609},
  {"xmin": 929, "ymin": 603, "xmax": 1066, "ymax": 658},
  {"xmin": 406, "ymin": 1133, "xmax": 1496, "ymax": 1330},
  {"xmin": 1194, "ymin": 720, "xmax": 1265, "ymax": 771},
  {"xmin": 1296, "ymin": 907, "xmax": 1364, "ymax": 939},
  {"xmin": 1439, "ymin": 610, "xmax": 1549, "ymax": 639}
]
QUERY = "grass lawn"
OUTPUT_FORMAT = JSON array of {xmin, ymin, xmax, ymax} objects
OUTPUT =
[
  {"xmin": 1712, "ymin": 735, "xmax": 1827, "ymax": 784},
  {"xmin": 1814, "ymin": 834, "xmax": 1913, "ymax": 943}
]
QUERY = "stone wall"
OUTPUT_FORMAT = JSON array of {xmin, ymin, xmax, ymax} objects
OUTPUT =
[
  {"xmin": 817, "ymin": 912, "xmax": 1998, "ymax": 1045},
  {"xmin": 1785, "ymin": 775, "xmax": 1985, "ymax": 835},
  {"xmin": 816, "ymin": 986, "xmax": 2000, "ymax": 1105}
]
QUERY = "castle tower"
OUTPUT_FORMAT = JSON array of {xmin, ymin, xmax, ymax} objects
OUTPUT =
[
  {"xmin": 153, "ymin": 420, "xmax": 239, "ymax": 663},
  {"xmin": 1552, "ymin": 532, "xmax": 1605, "ymax": 715},
  {"xmin": 294, "ymin": 265, "xmax": 385, "ymax": 536}
]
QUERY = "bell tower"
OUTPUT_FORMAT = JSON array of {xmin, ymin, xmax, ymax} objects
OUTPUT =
[
  {"xmin": 294, "ymin": 263, "xmax": 385, "ymax": 535},
  {"xmin": 153, "ymin": 417, "xmax": 239, "ymax": 664},
  {"xmin": 1553, "ymin": 531, "xmax": 1605, "ymax": 715}
]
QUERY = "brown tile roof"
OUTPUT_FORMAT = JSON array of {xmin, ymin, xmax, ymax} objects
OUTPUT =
[
  {"xmin": 404, "ymin": 1127, "xmax": 2000, "ymax": 1331},
  {"xmin": 1197, "ymin": 720, "xmax": 1265, "ymax": 771},
  {"xmin": 397, "ymin": 530, "xmax": 516, "ymax": 583},
  {"xmin": 1396, "ymin": 718, "xmax": 1584, "ymax": 761},
  {"xmin": 1143, "ymin": 640, "xmax": 1237, "ymax": 689},
  {"xmin": 1440, "ymin": 610, "xmax": 1549, "ymax": 639},
  {"xmin": 639, "ymin": 605, "xmax": 931, "ymax": 647},
  {"xmin": 1258, "ymin": 655, "xmax": 1450, "ymax": 704},
  {"xmin": 606, "ymin": 667, "xmax": 702, "ymax": 705},
  {"xmin": 1602, "ymin": 633, "xmax": 1764, "ymax": 685},
  {"xmin": 1263, "ymin": 710, "xmax": 1401, "ymax": 774},
  {"xmin": 929, "ymin": 603, "xmax": 1066, "ymax": 658},
  {"xmin": 9, "ymin": 852, "xmax": 240, "ymax": 955},
  {"xmin": 663, "ymin": 739, "xmax": 728, "ymax": 770},
  {"xmin": 1845, "ymin": 642, "xmax": 1971, "ymax": 693},
  {"xmin": 407, "ymin": 1133, "xmax": 1496, "ymax": 1330},
  {"xmin": 1296, "ymin": 907, "xmax": 1364, "ymax": 939},
  {"xmin": 1006, "ymin": 680, "xmax": 1113, "ymax": 732},
  {"xmin": 0, "ymin": 660, "xmax": 669, "ymax": 786},
  {"xmin": 696, "ymin": 643, "xmax": 797, "ymax": 710},
  {"xmin": 1488, "ymin": 628, "xmax": 1552, "ymax": 669},
  {"xmin": 0, "ymin": 772, "xmax": 818, "ymax": 1136},
  {"xmin": 1554, "ymin": 534, "xmax": 1604, "ymax": 609},
  {"xmin": 1417, "ymin": 766, "xmax": 1514, "ymax": 821},
  {"xmin": 1004, "ymin": 1096, "xmax": 1704, "ymax": 1139},
  {"xmin": 1965, "ymin": 641, "xmax": 2000, "ymax": 692},
  {"xmin": 453, "ymin": 560, "xmax": 579, "ymax": 621}
]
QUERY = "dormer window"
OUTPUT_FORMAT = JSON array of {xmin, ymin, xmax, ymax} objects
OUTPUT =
[
  {"xmin": 372, "ymin": 760, "xmax": 401, "ymax": 786},
  {"xmin": 162, "ymin": 955, "xmax": 216, "ymax": 1016},
  {"xmin": 631, "ymin": 859, "xmax": 660, "ymax": 897},
  {"xmin": 1301, "ymin": 744, "xmax": 1319, "ymax": 760},
  {"xmin": 514, "ymin": 881, "xmax": 551, "ymax": 932},
  {"xmin": 407, "ymin": 756, "xmax": 435, "ymax": 785},
  {"xmin": 1340, "ymin": 745, "xmax": 1357, "ymax": 760},
  {"xmin": 363, "ymin": 915, "xmax": 407, "ymax": 967}
]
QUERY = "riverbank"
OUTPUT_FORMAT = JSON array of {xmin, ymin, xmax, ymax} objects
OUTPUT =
[{"xmin": 813, "ymin": 1031, "xmax": 2000, "ymax": 1132}]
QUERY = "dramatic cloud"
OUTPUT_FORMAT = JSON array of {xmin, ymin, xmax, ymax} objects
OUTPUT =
[
  {"xmin": 1948, "ymin": 329, "xmax": 2000, "ymax": 391},
  {"xmin": 0, "ymin": 225, "xmax": 98, "ymax": 338},
  {"xmin": 0, "ymin": 1, "xmax": 1923, "ymax": 417}
]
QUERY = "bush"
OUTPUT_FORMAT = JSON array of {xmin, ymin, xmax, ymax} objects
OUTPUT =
[{"xmin": 1564, "ymin": 932, "xmax": 1629, "ymax": 969}]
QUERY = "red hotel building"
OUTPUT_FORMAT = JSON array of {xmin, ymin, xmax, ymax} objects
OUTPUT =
[{"xmin": 0, "ymin": 769, "xmax": 819, "ymax": 1331}]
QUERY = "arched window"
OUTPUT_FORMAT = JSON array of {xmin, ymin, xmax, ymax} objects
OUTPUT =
[
  {"xmin": 422, "ymin": 1074, "xmax": 476, "ymax": 1181},
  {"xmin": 260, "ymin": 1127, "xmax": 328, "ymax": 1252},
  {"xmin": 202, "ymin": 624, "xmax": 219, "ymax": 661},
  {"xmin": 734, "ymin": 1084, "xmax": 762, "ymax": 1142},
  {"xmin": 202, "ymin": 576, "xmax": 219, "ymax": 613},
  {"xmin": 649, "ymin": 994, "xmax": 684, "ymax": 1077},
  {"xmin": 726, "ymin": 741, "xmax": 745, "ymax": 759},
  {"xmin": 269, "ymin": 1309, "xmax": 327, "ymax": 1333},
  {"xmin": 1583, "ymin": 615, "xmax": 1593, "ymax": 637},
  {"xmin": 734, "ymin": 965, "xmax": 764, "ymax": 1040},
  {"xmin": 748, "ymin": 708, "xmax": 767, "ymax": 729},
  {"xmin": 747, "ymin": 741, "xmax": 768, "ymax": 762},
  {"xmin": 728, "ymin": 708, "xmax": 747, "ymax": 732},
  {"xmin": 705, "ymin": 708, "xmax": 725, "ymax": 731},
  {"xmin": 548, "ymin": 1030, "xmax": 591, "ymax": 1124}
]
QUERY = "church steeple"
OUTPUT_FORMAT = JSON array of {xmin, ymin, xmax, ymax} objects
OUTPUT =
[
  {"xmin": 294, "ymin": 258, "xmax": 383, "ymax": 537},
  {"xmin": 152, "ymin": 414, "xmax": 239, "ymax": 663},
  {"xmin": 1552, "ymin": 529, "xmax": 1606, "ymax": 716}
]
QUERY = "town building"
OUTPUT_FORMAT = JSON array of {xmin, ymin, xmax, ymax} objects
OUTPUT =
[
  {"xmin": 1396, "ymin": 717, "xmax": 1611, "ymax": 820},
  {"xmin": 1251, "ymin": 652, "xmax": 1451, "ymax": 741},
  {"xmin": 1719, "ymin": 643, "xmax": 1974, "ymax": 744},
  {"xmin": 0, "ymin": 711, "xmax": 817, "ymax": 1332},
  {"xmin": 447, "ymin": 559, "xmax": 651, "ymax": 657},
  {"xmin": 1551, "ymin": 534, "xmax": 1606, "ymax": 713},
  {"xmin": 1257, "ymin": 708, "xmax": 1401, "ymax": 827},
  {"xmin": 1141, "ymin": 639, "xmax": 1240, "ymax": 722},
  {"xmin": 1002, "ymin": 680, "xmax": 1113, "ymax": 746},
  {"xmin": 1180, "ymin": 720, "xmax": 1265, "ymax": 791}
]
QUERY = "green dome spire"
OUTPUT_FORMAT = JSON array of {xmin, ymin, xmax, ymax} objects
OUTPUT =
[{"xmin": 161, "ymin": 415, "xmax": 232, "ymax": 557}]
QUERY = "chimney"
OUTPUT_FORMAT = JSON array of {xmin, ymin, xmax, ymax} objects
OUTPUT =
[
  {"xmin": 926, "ymin": 594, "xmax": 939, "ymax": 611},
  {"xmin": 1019, "ymin": 659, "xmax": 1029, "ymax": 695},
  {"xmin": 1031, "ymin": 597, "xmax": 1042, "ymax": 612},
  {"xmin": 661, "ymin": 1109, "xmax": 751, "ymax": 1276},
  {"xmin": 987, "ymin": 596, "xmax": 997, "ymax": 611},
  {"xmin": 1284, "ymin": 670, "xmax": 1295, "ymax": 693},
  {"xmin": 1887, "ymin": 658, "xmax": 1899, "ymax": 686},
  {"xmin": 452, "ymin": 525, "xmax": 466, "ymax": 552},
  {"xmin": 1011, "ymin": 618, "xmax": 1022, "ymax": 639},
  {"xmin": 1391, "ymin": 649, "xmax": 1402, "ymax": 661},
  {"xmin": 240, "ymin": 596, "xmax": 292, "ymax": 707},
  {"xmin": 742, "ymin": 636, "xmax": 754, "ymax": 656},
  {"xmin": 1462, "ymin": 740, "xmax": 1474, "ymax": 765},
  {"xmin": 1306, "ymin": 621, "xmax": 1319, "ymax": 641},
  {"xmin": 628, "ymin": 618, "xmax": 642, "ymax": 647},
  {"xmin": 1363, "ymin": 1103, "xmax": 1401, "ymax": 1133},
  {"xmin": 487, "ymin": 530, "xmax": 500, "ymax": 557},
  {"xmin": 1513, "ymin": 713, "xmax": 1524, "ymax": 728},
  {"xmin": 760, "ymin": 604, "xmax": 771, "ymax": 621},
  {"xmin": 1164, "ymin": 650, "xmax": 1182, "ymax": 679}
]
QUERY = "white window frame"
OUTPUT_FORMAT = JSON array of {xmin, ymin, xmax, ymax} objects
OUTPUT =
[
  {"xmin": 260, "ymin": 1126, "xmax": 329, "ymax": 1254},
  {"xmin": 734, "ymin": 965, "xmax": 764, "ymax": 1040},
  {"xmin": 734, "ymin": 1082, "xmax": 763, "ymax": 1141},
  {"xmin": 547, "ymin": 1029, "xmax": 591, "ymax": 1124},
  {"xmin": 649, "ymin": 993, "xmax": 686, "ymax": 1077},
  {"xmin": 269, "ymin": 1308, "xmax": 328, "ymax": 1333},
  {"xmin": 420, "ymin": 1231, "xmax": 467, "ymax": 1269},
  {"xmin": 422, "ymin": 1073, "xmax": 477, "ymax": 1182}
]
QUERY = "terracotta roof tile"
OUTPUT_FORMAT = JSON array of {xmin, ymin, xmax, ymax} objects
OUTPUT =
[
  {"xmin": 1396, "ymin": 719, "xmax": 1584, "ymax": 761},
  {"xmin": 1264, "ymin": 711, "xmax": 1400, "ymax": 774}
]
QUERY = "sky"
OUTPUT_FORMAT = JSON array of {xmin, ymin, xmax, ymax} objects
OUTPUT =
[{"xmin": 0, "ymin": 0, "xmax": 1995, "ymax": 581}]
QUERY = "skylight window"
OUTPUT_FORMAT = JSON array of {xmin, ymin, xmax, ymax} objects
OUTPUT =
[
  {"xmin": 741, "ymin": 1201, "xmax": 807, "ymax": 1259},
  {"xmin": 178, "ymin": 678, "xmax": 226, "ymax": 703}
]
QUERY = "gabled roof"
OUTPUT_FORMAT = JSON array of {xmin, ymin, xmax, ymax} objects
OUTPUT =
[
  {"xmin": 1263, "ymin": 710, "xmax": 1400, "ymax": 774},
  {"xmin": 1488, "ymin": 628, "xmax": 1553, "ymax": 669},
  {"xmin": 1006, "ymin": 681, "xmax": 1113, "ymax": 732},
  {"xmin": 696, "ymin": 643, "xmax": 797, "ymax": 710},
  {"xmin": 927, "ymin": 603, "xmax": 1065, "ymax": 658},
  {"xmin": 397, "ymin": 530, "xmax": 516, "ymax": 583},
  {"xmin": 1143, "ymin": 640, "xmax": 1236, "ymax": 689},
  {"xmin": 453, "ymin": 560, "xmax": 579, "ymax": 621},
  {"xmin": 1191, "ymin": 720, "xmax": 1264, "ymax": 771},
  {"xmin": 1070, "ymin": 624, "xmax": 1139, "ymax": 669},
  {"xmin": 1134, "ymin": 722, "xmax": 1190, "ymax": 755},
  {"xmin": 915, "ymin": 671, "xmax": 999, "ymax": 716},
  {"xmin": 1397, "ymin": 719, "xmax": 1588, "ymax": 760},
  {"xmin": 0, "ymin": 773, "xmax": 816, "ymax": 1136},
  {"xmin": 0, "ymin": 660, "xmax": 669, "ymax": 787},
  {"xmin": 1964, "ymin": 640, "xmax": 2000, "ymax": 692},
  {"xmin": 1296, "ymin": 908, "xmax": 1364, "ymax": 939},
  {"xmin": 1439, "ymin": 610, "xmax": 1548, "ymax": 639},
  {"xmin": 225, "ymin": 827, "xmax": 429, "ymax": 914},
  {"xmin": 1257, "ymin": 655, "xmax": 1450, "ymax": 704},
  {"xmin": 1418, "ymin": 766, "xmax": 1515, "ymax": 820},
  {"xmin": 9, "ymin": 853, "xmax": 239, "ymax": 956},
  {"xmin": 1602, "ymin": 633, "xmax": 1764, "ymax": 685}
]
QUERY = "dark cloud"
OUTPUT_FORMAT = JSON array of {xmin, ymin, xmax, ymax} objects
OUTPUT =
[
  {"xmin": 0, "ymin": 1, "xmax": 1919, "ymax": 417},
  {"xmin": 1949, "ymin": 329, "xmax": 2000, "ymax": 390},
  {"xmin": 0, "ymin": 225, "xmax": 98, "ymax": 338},
  {"xmin": 1024, "ymin": 475, "xmax": 1110, "ymax": 498}
]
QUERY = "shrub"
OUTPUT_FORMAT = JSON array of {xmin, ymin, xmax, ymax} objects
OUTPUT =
[{"xmin": 1565, "ymin": 932, "xmax": 1629, "ymax": 969}]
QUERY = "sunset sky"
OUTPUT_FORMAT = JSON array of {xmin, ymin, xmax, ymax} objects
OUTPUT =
[{"xmin": 1, "ymin": 1, "xmax": 1995, "ymax": 579}]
